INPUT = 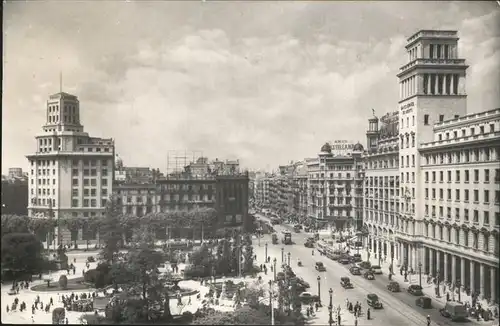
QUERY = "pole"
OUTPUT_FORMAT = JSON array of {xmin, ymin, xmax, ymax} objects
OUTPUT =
[
  {"xmin": 317, "ymin": 276, "xmax": 321, "ymax": 305},
  {"xmin": 273, "ymin": 259, "xmax": 277, "ymax": 281},
  {"xmin": 419, "ymin": 263, "xmax": 422, "ymax": 287},
  {"xmin": 269, "ymin": 281, "xmax": 275, "ymax": 325},
  {"xmin": 281, "ymin": 248, "xmax": 284, "ymax": 263},
  {"xmin": 265, "ymin": 243, "xmax": 268, "ymax": 262}
]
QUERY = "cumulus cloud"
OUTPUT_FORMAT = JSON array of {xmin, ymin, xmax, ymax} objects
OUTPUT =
[{"xmin": 2, "ymin": 1, "xmax": 499, "ymax": 173}]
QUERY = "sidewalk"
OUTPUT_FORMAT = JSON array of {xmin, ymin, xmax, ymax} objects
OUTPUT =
[{"xmin": 359, "ymin": 248, "xmax": 499, "ymax": 320}]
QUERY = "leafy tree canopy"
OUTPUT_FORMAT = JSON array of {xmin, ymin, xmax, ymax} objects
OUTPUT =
[{"xmin": 1, "ymin": 233, "xmax": 44, "ymax": 275}]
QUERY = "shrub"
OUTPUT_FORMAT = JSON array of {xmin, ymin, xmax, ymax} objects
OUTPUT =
[
  {"xmin": 183, "ymin": 265, "xmax": 209, "ymax": 279},
  {"xmin": 58, "ymin": 275, "xmax": 68, "ymax": 290}
]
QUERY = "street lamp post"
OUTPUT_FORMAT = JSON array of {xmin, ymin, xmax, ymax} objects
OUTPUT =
[
  {"xmin": 378, "ymin": 246, "xmax": 382, "ymax": 266},
  {"xmin": 281, "ymin": 247, "xmax": 284, "ymax": 263},
  {"xmin": 418, "ymin": 262, "xmax": 422, "ymax": 287},
  {"xmin": 273, "ymin": 258, "xmax": 277, "ymax": 281},
  {"xmin": 436, "ymin": 270, "xmax": 441, "ymax": 298},
  {"xmin": 456, "ymin": 281, "xmax": 461, "ymax": 302},
  {"xmin": 317, "ymin": 276, "xmax": 322, "ymax": 305},
  {"xmin": 265, "ymin": 243, "xmax": 268, "ymax": 262},
  {"xmin": 328, "ymin": 288, "xmax": 333, "ymax": 326},
  {"xmin": 269, "ymin": 280, "xmax": 275, "ymax": 326},
  {"xmin": 287, "ymin": 252, "xmax": 291, "ymax": 266}
]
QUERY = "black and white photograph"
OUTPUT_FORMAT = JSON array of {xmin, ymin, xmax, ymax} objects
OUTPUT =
[{"xmin": 1, "ymin": 1, "xmax": 499, "ymax": 325}]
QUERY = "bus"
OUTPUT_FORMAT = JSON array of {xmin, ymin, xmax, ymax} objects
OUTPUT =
[{"xmin": 282, "ymin": 231, "xmax": 292, "ymax": 245}]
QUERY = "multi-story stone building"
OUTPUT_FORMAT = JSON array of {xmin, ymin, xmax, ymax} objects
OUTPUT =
[
  {"xmin": 113, "ymin": 171, "xmax": 250, "ymax": 237},
  {"xmin": 363, "ymin": 112, "xmax": 400, "ymax": 261},
  {"xmin": 26, "ymin": 91, "xmax": 114, "ymax": 244},
  {"xmin": 419, "ymin": 108, "xmax": 499, "ymax": 301},
  {"xmin": 294, "ymin": 161, "xmax": 309, "ymax": 219},
  {"xmin": 363, "ymin": 29, "xmax": 499, "ymax": 302},
  {"xmin": 307, "ymin": 141, "xmax": 365, "ymax": 230}
]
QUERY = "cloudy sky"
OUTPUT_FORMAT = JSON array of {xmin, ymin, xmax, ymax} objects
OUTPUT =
[{"xmin": 2, "ymin": 1, "xmax": 499, "ymax": 173}]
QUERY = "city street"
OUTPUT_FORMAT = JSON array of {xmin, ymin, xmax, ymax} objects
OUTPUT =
[{"xmin": 256, "ymin": 214, "xmax": 473, "ymax": 326}]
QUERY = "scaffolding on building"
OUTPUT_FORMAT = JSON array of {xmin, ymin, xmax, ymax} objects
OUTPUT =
[{"xmin": 165, "ymin": 150, "xmax": 203, "ymax": 178}]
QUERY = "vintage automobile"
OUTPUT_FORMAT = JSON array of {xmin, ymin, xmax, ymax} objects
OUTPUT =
[
  {"xmin": 371, "ymin": 265, "xmax": 383, "ymax": 274},
  {"xmin": 272, "ymin": 233, "xmax": 278, "ymax": 244},
  {"xmin": 315, "ymin": 262, "xmax": 326, "ymax": 272},
  {"xmin": 349, "ymin": 266, "xmax": 362, "ymax": 275},
  {"xmin": 340, "ymin": 277, "xmax": 353, "ymax": 289},
  {"xmin": 299, "ymin": 292, "xmax": 320, "ymax": 304},
  {"xmin": 358, "ymin": 261, "xmax": 371, "ymax": 270},
  {"xmin": 338, "ymin": 256, "xmax": 350, "ymax": 265},
  {"xmin": 407, "ymin": 284, "xmax": 424, "ymax": 296},
  {"xmin": 351, "ymin": 254, "xmax": 362, "ymax": 262},
  {"xmin": 363, "ymin": 271, "xmax": 375, "ymax": 280},
  {"xmin": 366, "ymin": 293, "xmax": 383, "ymax": 309},
  {"xmin": 386, "ymin": 281, "xmax": 400, "ymax": 292},
  {"xmin": 304, "ymin": 240, "xmax": 314, "ymax": 248},
  {"xmin": 416, "ymin": 296, "xmax": 432, "ymax": 309},
  {"xmin": 439, "ymin": 302, "xmax": 468, "ymax": 321}
]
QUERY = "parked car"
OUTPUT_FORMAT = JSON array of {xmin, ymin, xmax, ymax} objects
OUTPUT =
[
  {"xmin": 349, "ymin": 266, "xmax": 362, "ymax": 275},
  {"xmin": 299, "ymin": 292, "xmax": 320, "ymax": 304},
  {"xmin": 315, "ymin": 262, "xmax": 326, "ymax": 272},
  {"xmin": 371, "ymin": 265, "xmax": 383, "ymax": 274},
  {"xmin": 366, "ymin": 293, "xmax": 383, "ymax": 309},
  {"xmin": 416, "ymin": 296, "xmax": 432, "ymax": 309},
  {"xmin": 339, "ymin": 257, "xmax": 350, "ymax": 265},
  {"xmin": 407, "ymin": 284, "xmax": 424, "ymax": 296},
  {"xmin": 387, "ymin": 281, "xmax": 400, "ymax": 292},
  {"xmin": 351, "ymin": 254, "xmax": 362, "ymax": 262},
  {"xmin": 304, "ymin": 240, "xmax": 314, "ymax": 248},
  {"xmin": 439, "ymin": 302, "xmax": 468, "ymax": 321},
  {"xmin": 358, "ymin": 261, "xmax": 371, "ymax": 270}
]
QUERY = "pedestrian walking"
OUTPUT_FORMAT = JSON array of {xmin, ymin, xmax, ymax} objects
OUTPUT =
[
  {"xmin": 354, "ymin": 317, "xmax": 358, "ymax": 326},
  {"xmin": 31, "ymin": 316, "xmax": 35, "ymax": 324},
  {"xmin": 367, "ymin": 308, "xmax": 371, "ymax": 320},
  {"xmin": 6, "ymin": 305, "xmax": 9, "ymax": 313}
]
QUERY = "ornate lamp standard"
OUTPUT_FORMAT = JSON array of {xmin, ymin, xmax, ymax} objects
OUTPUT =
[
  {"xmin": 317, "ymin": 276, "xmax": 322, "ymax": 305},
  {"xmin": 328, "ymin": 288, "xmax": 333, "ymax": 326},
  {"xmin": 273, "ymin": 258, "xmax": 277, "ymax": 281},
  {"xmin": 287, "ymin": 252, "xmax": 291, "ymax": 266},
  {"xmin": 281, "ymin": 247, "xmax": 284, "ymax": 263},
  {"xmin": 265, "ymin": 243, "xmax": 268, "ymax": 262}
]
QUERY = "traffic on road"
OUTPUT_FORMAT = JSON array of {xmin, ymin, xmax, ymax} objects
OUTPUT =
[{"xmin": 255, "ymin": 212, "xmax": 483, "ymax": 326}]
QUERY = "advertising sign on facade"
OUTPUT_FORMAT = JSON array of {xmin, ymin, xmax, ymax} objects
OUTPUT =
[{"xmin": 330, "ymin": 140, "xmax": 355, "ymax": 155}]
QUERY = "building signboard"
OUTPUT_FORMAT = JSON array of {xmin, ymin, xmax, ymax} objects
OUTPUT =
[{"xmin": 330, "ymin": 140, "xmax": 355, "ymax": 155}]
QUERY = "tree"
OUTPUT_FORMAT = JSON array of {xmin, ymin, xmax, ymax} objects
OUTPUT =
[
  {"xmin": 243, "ymin": 241, "xmax": 254, "ymax": 274},
  {"xmin": 61, "ymin": 217, "xmax": 83, "ymax": 248},
  {"xmin": 1, "ymin": 215, "xmax": 30, "ymax": 237},
  {"xmin": 111, "ymin": 231, "xmax": 168, "ymax": 323},
  {"xmin": 99, "ymin": 196, "xmax": 123, "ymax": 264},
  {"xmin": 1, "ymin": 233, "xmax": 44, "ymax": 278}
]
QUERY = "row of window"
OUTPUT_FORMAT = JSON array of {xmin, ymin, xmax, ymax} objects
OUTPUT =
[
  {"xmin": 71, "ymin": 178, "xmax": 109, "ymax": 187},
  {"xmin": 401, "ymin": 154, "xmax": 416, "ymax": 168},
  {"xmin": 31, "ymin": 159, "xmax": 56, "ymax": 166},
  {"xmin": 424, "ymin": 188, "xmax": 499, "ymax": 204},
  {"xmin": 72, "ymin": 159, "xmax": 110, "ymax": 167},
  {"xmin": 424, "ymin": 148, "xmax": 498, "ymax": 166},
  {"xmin": 32, "ymin": 188, "xmax": 55, "ymax": 196},
  {"xmin": 72, "ymin": 188, "xmax": 108, "ymax": 197},
  {"xmin": 422, "ymin": 73, "xmax": 460, "ymax": 96},
  {"xmin": 32, "ymin": 178, "xmax": 56, "ymax": 185},
  {"xmin": 437, "ymin": 124, "xmax": 495, "ymax": 141},
  {"xmin": 76, "ymin": 146, "xmax": 111, "ymax": 153},
  {"xmin": 424, "ymin": 204, "xmax": 498, "ymax": 225},
  {"xmin": 72, "ymin": 168, "xmax": 109, "ymax": 176},
  {"xmin": 365, "ymin": 157, "xmax": 399, "ymax": 170},
  {"xmin": 424, "ymin": 169, "xmax": 500, "ymax": 183},
  {"xmin": 71, "ymin": 198, "xmax": 107, "ymax": 208}
]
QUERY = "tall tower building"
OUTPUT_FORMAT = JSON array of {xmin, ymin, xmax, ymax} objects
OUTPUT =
[
  {"xmin": 396, "ymin": 30, "xmax": 468, "ymax": 267},
  {"xmin": 26, "ymin": 91, "xmax": 115, "ymax": 245}
]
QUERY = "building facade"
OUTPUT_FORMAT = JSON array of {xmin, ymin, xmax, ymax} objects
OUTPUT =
[
  {"xmin": 363, "ymin": 30, "xmax": 499, "ymax": 302},
  {"xmin": 26, "ymin": 92, "xmax": 114, "ymax": 244},
  {"xmin": 419, "ymin": 108, "xmax": 500, "ymax": 301},
  {"xmin": 363, "ymin": 112, "xmax": 400, "ymax": 261},
  {"xmin": 307, "ymin": 142, "xmax": 365, "ymax": 230},
  {"xmin": 113, "ymin": 172, "xmax": 250, "ymax": 237}
]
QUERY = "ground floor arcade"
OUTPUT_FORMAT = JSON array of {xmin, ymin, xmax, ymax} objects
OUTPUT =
[{"xmin": 366, "ymin": 233, "xmax": 499, "ymax": 303}]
